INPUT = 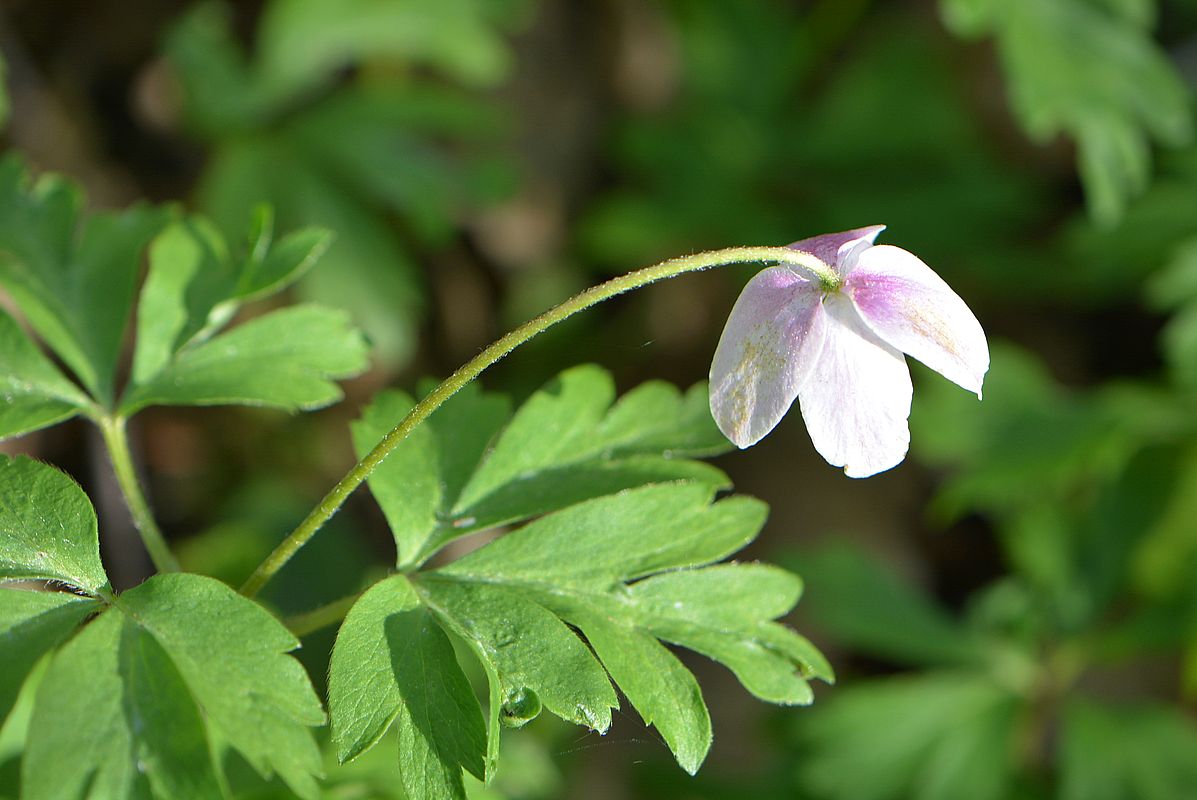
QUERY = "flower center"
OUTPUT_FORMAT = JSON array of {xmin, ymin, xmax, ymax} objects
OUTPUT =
[{"xmin": 818, "ymin": 272, "xmax": 843, "ymax": 293}]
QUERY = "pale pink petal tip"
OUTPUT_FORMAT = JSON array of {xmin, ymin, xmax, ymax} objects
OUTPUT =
[{"xmin": 847, "ymin": 244, "xmax": 989, "ymax": 398}]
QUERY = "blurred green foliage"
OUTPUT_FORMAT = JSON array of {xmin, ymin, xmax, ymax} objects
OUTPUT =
[
  {"xmin": 164, "ymin": 0, "xmax": 524, "ymax": 364},
  {"xmin": 3, "ymin": 0, "xmax": 1197, "ymax": 797}
]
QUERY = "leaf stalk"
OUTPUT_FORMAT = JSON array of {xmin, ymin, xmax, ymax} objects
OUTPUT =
[{"xmin": 98, "ymin": 414, "xmax": 181, "ymax": 574}]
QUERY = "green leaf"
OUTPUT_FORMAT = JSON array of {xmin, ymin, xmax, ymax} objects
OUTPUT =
[
  {"xmin": 417, "ymin": 482, "xmax": 826, "ymax": 773},
  {"xmin": 569, "ymin": 611, "xmax": 710, "ymax": 775},
  {"xmin": 0, "ymin": 456, "xmax": 108, "ymax": 594},
  {"xmin": 1061, "ymin": 698, "xmax": 1197, "ymax": 800},
  {"xmin": 329, "ymin": 575, "xmax": 486, "ymax": 800},
  {"xmin": 119, "ymin": 574, "xmax": 326, "ymax": 795},
  {"xmin": 130, "ymin": 213, "xmax": 338, "ymax": 396},
  {"xmin": 353, "ymin": 367, "xmax": 731, "ymax": 566},
  {"xmin": 0, "ymin": 308, "xmax": 90, "ymax": 440},
  {"xmin": 256, "ymin": 0, "xmax": 514, "ymax": 96},
  {"xmin": 0, "ymin": 588, "xmax": 96, "ymax": 726},
  {"xmin": 418, "ymin": 578, "xmax": 619, "ymax": 733},
  {"xmin": 23, "ymin": 610, "xmax": 223, "ymax": 800},
  {"xmin": 239, "ymin": 223, "xmax": 331, "ymax": 303},
  {"xmin": 131, "ymin": 217, "xmax": 233, "ymax": 385},
  {"xmin": 0, "ymin": 156, "xmax": 169, "ymax": 404},
  {"xmin": 351, "ymin": 392, "xmax": 452, "ymax": 570},
  {"xmin": 121, "ymin": 304, "xmax": 369, "ymax": 414},
  {"xmin": 910, "ymin": 343, "xmax": 1134, "ymax": 521},
  {"xmin": 437, "ymin": 483, "xmax": 760, "ymax": 587},
  {"xmin": 22, "ymin": 573, "xmax": 326, "ymax": 800},
  {"xmin": 940, "ymin": 0, "xmax": 1192, "ymax": 224},
  {"xmin": 800, "ymin": 672, "xmax": 1018, "ymax": 800}
]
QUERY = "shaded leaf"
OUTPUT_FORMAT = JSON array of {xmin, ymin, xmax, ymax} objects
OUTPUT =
[
  {"xmin": 115, "ymin": 574, "xmax": 326, "ymax": 796},
  {"xmin": 0, "ymin": 156, "xmax": 169, "ymax": 404},
  {"xmin": 800, "ymin": 672, "xmax": 1018, "ymax": 800},
  {"xmin": 791, "ymin": 544, "xmax": 978, "ymax": 667},
  {"xmin": 21, "ymin": 573, "xmax": 326, "ymax": 800},
  {"xmin": 0, "ymin": 308, "xmax": 90, "ymax": 441},
  {"xmin": 0, "ymin": 588, "xmax": 96, "ymax": 726},
  {"xmin": 328, "ymin": 575, "xmax": 485, "ymax": 800},
  {"xmin": 1060, "ymin": 699, "xmax": 1197, "ymax": 800},
  {"xmin": 22, "ymin": 611, "xmax": 223, "ymax": 800},
  {"xmin": 940, "ymin": 0, "xmax": 1191, "ymax": 224}
]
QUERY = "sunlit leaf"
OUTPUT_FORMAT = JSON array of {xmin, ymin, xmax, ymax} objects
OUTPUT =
[
  {"xmin": 353, "ymin": 367, "xmax": 731, "ymax": 567},
  {"xmin": 0, "ymin": 456, "xmax": 107, "ymax": 594}
]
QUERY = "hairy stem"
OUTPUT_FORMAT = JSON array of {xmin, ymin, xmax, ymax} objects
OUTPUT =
[
  {"xmin": 98, "ymin": 415, "xmax": 180, "ymax": 574},
  {"xmin": 240, "ymin": 245, "xmax": 830, "ymax": 597}
]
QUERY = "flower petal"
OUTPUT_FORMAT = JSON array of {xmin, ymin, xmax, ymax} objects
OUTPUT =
[
  {"xmin": 788, "ymin": 225, "xmax": 886, "ymax": 277},
  {"xmin": 798, "ymin": 294, "xmax": 913, "ymax": 478},
  {"xmin": 847, "ymin": 244, "xmax": 989, "ymax": 397},
  {"xmin": 710, "ymin": 266, "xmax": 826, "ymax": 448}
]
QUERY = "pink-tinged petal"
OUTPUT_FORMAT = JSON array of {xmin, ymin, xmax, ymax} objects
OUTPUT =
[
  {"xmin": 788, "ymin": 225, "xmax": 886, "ymax": 277},
  {"xmin": 798, "ymin": 294, "xmax": 913, "ymax": 478},
  {"xmin": 847, "ymin": 245, "xmax": 989, "ymax": 397},
  {"xmin": 710, "ymin": 266, "xmax": 826, "ymax": 448}
]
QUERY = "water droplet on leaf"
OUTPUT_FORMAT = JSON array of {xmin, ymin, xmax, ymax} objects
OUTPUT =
[{"xmin": 500, "ymin": 687, "xmax": 541, "ymax": 728}]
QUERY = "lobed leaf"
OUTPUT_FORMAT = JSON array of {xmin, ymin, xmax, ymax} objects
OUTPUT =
[
  {"xmin": 0, "ymin": 155, "xmax": 169, "ymax": 405},
  {"xmin": 418, "ymin": 483, "xmax": 826, "ymax": 774},
  {"xmin": 121, "ymin": 304, "xmax": 369, "ymax": 414},
  {"xmin": 22, "ymin": 611, "xmax": 223, "ymax": 800},
  {"xmin": 115, "ymin": 574, "xmax": 326, "ymax": 797},
  {"xmin": 124, "ymin": 210, "xmax": 347, "ymax": 415},
  {"xmin": 333, "ymin": 370, "xmax": 827, "ymax": 781},
  {"xmin": 565, "ymin": 610, "xmax": 711, "ymax": 774},
  {"xmin": 353, "ymin": 366, "xmax": 731, "ymax": 567}
]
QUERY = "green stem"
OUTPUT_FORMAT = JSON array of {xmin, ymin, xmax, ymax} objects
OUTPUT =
[
  {"xmin": 284, "ymin": 593, "xmax": 362, "ymax": 637},
  {"xmin": 99, "ymin": 415, "xmax": 181, "ymax": 574},
  {"xmin": 240, "ymin": 245, "xmax": 831, "ymax": 597}
]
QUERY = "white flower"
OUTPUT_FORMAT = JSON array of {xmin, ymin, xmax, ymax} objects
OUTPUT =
[{"xmin": 709, "ymin": 226, "xmax": 989, "ymax": 478}]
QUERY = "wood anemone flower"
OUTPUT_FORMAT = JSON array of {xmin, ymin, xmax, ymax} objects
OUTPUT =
[{"xmin": 709, "ymin": 226, "xmax": 989, "ymax": 478}]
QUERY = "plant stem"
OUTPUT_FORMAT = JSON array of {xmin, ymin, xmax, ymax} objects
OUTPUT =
[
  {"xmin": 98, "ymin": 415, "xmax": 180, "ymax": 574},
  {"xmin": 240, "ymin": 245, "xmax": 830, "ymax": 597},
  {"xmin": 284, "ymin": 593, "xmax": 362, "ymax": 637}
]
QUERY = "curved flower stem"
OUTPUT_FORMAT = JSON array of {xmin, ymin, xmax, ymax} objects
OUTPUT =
[
  {"xmin": 98, "ymin": 415, "xmax": 181, "ymax": 574},
  {"xmin": 240, "ymin": 245, "xmax": 830, "ymax": 597}
]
